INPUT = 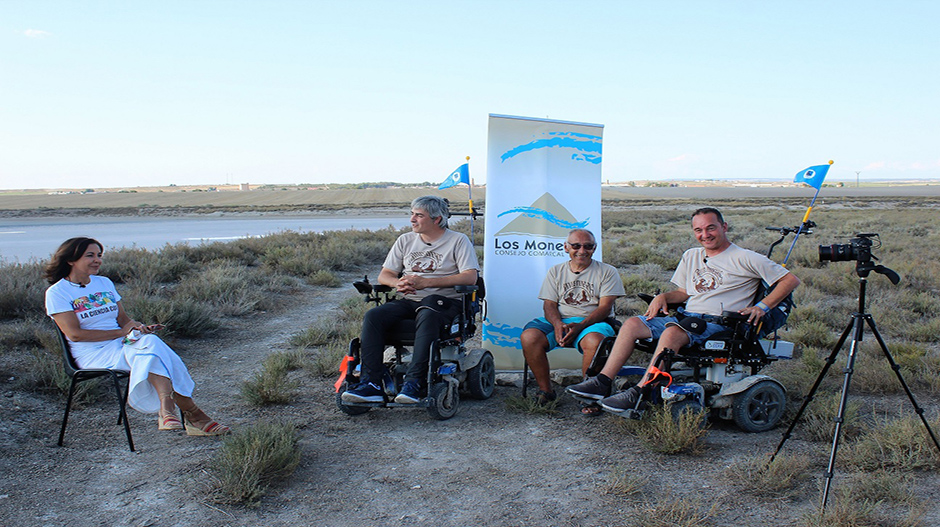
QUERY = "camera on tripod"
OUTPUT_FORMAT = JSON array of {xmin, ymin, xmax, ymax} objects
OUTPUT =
[{"xmin": 818, "ymin": 232, "xmax": 878, "ymax": 263}]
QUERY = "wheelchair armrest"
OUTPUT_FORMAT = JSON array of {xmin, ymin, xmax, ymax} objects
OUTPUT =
[
  {"xmin": 637, "ymin": 293, "xmax": 685, "ymax": 314},
  {"xmin": 374, "ymin": 284, "xmax": 392, "ymax": 293},
  {"xmin": 720, "ymin": 310, "xmax": 748, "ymax": 322},
  {"xmin": 454, "ymin": 285, "xmax": 478, "ymax": 294}
]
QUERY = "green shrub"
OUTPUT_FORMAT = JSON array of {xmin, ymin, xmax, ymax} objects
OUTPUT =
[
  {"xmin": 206, "ymin": 421, "xmax": 301, "ymax": 507},
  {"xmin": 0, "ymin": 262, "xmax": 45, "ymax": 320},
  {"xmin": 624, "ymin": 402, "xmax": 709, "ymax": 455}
]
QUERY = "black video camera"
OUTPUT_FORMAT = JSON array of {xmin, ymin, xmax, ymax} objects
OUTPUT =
[{"xmin": 818, "ymin": 233, "xmax": 878, "ymax": 263}]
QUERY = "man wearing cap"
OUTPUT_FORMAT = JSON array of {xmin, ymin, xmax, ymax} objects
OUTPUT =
[
  {"xmin": 521, "ymin": 228, "xmax": 624, "ymax": 408},
  {"xmin": 566, "ymin": 207, "xmax": 800, "ymax": 413}
]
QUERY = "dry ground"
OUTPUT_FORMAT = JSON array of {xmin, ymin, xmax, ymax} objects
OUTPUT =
[{"xmin": 2, "ymin": 274, "xmax": 938, "ymax": 527}]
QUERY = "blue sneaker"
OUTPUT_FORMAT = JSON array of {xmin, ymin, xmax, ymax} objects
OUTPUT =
[
  {"xmin": 341, "ymin": 382, "xmax": 384, "ymax": 403},
  {"xmin": 394, "ymin": 381, "xmax": 424, "ymax": 404}
]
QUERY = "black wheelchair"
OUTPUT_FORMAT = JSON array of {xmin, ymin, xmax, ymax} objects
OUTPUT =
[
  {"xmin": 335, "ymin": 276, "xmax": 495, "ymax": 420},
  {"xmin": 573, "ymin": 222, "xmax": 809, "ymax": 432},
  {"xmin": 598, "ymin": 295, "xmax": 792, "ymax": 432}
]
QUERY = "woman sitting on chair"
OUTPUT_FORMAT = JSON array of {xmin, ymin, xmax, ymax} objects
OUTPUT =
[{"xmin": 44, "ymin": 237, "xmax": 229, "ymax": 436}]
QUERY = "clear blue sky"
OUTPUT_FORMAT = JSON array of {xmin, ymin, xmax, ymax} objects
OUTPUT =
[{"xmin": 2, "ymin": 1, "xmax": 938, "ymax": 190}]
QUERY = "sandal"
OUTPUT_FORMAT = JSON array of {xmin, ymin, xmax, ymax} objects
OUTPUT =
[
  {"xmin": 182, "ymin": 408, "xmax": 231, "ymax": 437},
  {"xmin": 158, "ymin": 414, "xmax": 184, "ymax": 430},
  {"xmin": 534, "ymin": 389, "xmax": 557, "ymax": 406},
  {"xmin": 580, "ymin": 403, "xmax": 603, "ymax": 417}
]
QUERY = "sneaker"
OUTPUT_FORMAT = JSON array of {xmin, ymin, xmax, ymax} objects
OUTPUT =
[
  {"xmin": 341, "ymin": 382, "xmax": 384, "ymax": 403},
  {"xmin": 600, "ymin": 385, "xmax": 643, "ymax": 413},
  {"xmin": 394, "ymin": 381, "xmax": 423, "ymax": 404},
  {"xmin": 566, "ymin": 376, "xmax": 611, "ymax": 400}
]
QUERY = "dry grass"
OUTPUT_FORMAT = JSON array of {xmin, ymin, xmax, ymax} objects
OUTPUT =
[{"xmin": 723, "ymin": 452, "xmax": 812, "ymax": 499}]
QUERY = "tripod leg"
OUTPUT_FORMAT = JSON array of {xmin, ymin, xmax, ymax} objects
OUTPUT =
[
  {"xmin": 865, "ymin": 315, "xmax": 940, "ymax": 454},
  {"xmin": 771, "ymin": 316, "xmax": 855, "ymax": 462},
  {"xmin": 821, "ymin": 314, "xmax": 866, "ymax": 509}
]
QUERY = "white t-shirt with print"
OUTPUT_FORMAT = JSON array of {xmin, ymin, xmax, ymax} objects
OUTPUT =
[
  {"xmin": 671, "ymin": 243, "xmax": 790, "ymax": 316},
  {"xmin": 45, "ymin": 275, "xmax": 123, "ymax": 356},
  {"xmin": 383, "ymin": 229, "xmax": 479, "ymax": 301},
  {"xmin": 538, "ymin": 259, "xmax": 625, "ymax": 319}
]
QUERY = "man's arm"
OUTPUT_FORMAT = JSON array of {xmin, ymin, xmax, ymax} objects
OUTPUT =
[
  {"xmin": 645, "ymin": 289, "xmax": 690, "ymax": 319},
  {"xmin": 738, "ymin": 272, "xmax": 801, "ymax": 324},
  {"xmin": 399, "ymin": 268, "xmax": 477, "ymax": 293},
  {"xmin": 559, "ymin": 295, "xmax": 618, "ymax": 346}
]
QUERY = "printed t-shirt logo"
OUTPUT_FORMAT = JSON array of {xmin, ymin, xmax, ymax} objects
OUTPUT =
[
  {"xmin": 408, "ymin": 250, "xmax": 443, "ymax": 273},
  {"xmin": 562, "ymin": 280, "xmax": 596, "ymax": 306},
  {"xmin": 693, "ymin": 267, "xmax": 723, "ymax": 294},
  {"xmin": 71, "ymin": 291, "xmax": 118, "ymax": 312}
]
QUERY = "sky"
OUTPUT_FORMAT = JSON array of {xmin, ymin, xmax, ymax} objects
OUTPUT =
[{"xmin": 2, "ymin": 1, "xmax": 939, "ymax": 190}]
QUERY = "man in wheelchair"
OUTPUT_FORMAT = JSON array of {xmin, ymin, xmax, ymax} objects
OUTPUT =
[
  {"xmin": 521, "ymin": 228, "xmax": 624, "ymax": 407},
  {"xmin": 567, "ymin": 207, "xmax": 800, "ymax": 414},
  {"xmin": 341, "ymin": 196, "xmax": 480, "ymax": 404}
]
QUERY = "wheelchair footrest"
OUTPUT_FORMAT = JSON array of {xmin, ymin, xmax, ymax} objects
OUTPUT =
[{"xmin": 617, "ymin": 366, "xmax": 648, "ymax": 377}]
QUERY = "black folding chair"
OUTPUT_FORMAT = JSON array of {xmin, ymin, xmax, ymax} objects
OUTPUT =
[{"xmin": 55, "ymin": 325, "xmax": 135, "ymax": 451}]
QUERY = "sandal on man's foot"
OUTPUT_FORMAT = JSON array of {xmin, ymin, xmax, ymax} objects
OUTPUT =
[
  {"xmin": 158, "ymin": 414, "xmax": 183, "ymax": 430},
  {"xmin": 580, "ymin": 403, "xmax": 603, "ymax": 417},
  {"xmin": 534, "ymin": 389, "xmax": 557, "ymax": 406}
]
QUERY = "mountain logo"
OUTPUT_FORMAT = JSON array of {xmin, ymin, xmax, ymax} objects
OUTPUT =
[
  {"xmin": 500, "ymin": 131, "xmax": 602, "ymax": 165},
  {"xmin": 496, "ymin": 193, "xmax": 588, "ymax": 238}
]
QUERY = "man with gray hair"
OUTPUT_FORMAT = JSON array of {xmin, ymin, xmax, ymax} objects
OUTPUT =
[
  {"xmin": 521, "ymin": 228, "xmax": 624, "ymax": 410},
  {"xmin": 342, "ymin": 196, "xmax": 479, "ymax": 404}
]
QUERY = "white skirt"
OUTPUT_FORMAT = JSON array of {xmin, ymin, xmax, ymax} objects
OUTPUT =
[{"xmin": 74, "ymin": 334, "xmax": 195, "ymax": 414}]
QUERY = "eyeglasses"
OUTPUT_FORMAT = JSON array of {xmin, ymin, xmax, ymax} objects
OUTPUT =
[{"xmin": 567, "ymin": 243, "xmax": 596, "ymax": 250}]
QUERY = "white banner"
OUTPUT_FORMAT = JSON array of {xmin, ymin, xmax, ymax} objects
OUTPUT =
[{"xmin": 483, "ymin": 114, "xmax": 604, "ymax": 370}]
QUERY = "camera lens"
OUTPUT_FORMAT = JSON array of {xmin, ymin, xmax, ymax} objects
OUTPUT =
[{"xmin": 818, "ymin": 244, "xmax": 855, "ymax": 262}]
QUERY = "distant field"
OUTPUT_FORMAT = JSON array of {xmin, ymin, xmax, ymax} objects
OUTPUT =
[{"xmin": 1, "ymin": 184, "xmax": 939, "ymax": 213}]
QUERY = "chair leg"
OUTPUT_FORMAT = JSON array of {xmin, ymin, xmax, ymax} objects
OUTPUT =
[
  {"xmin": 110, "ymin": 372, "xmax": 135, "ymax": 452},
  {"xmin": 521, "ymin": 361, "xmax": 530, "ymax": 398},
  {"xmin": 58, "ymin": 377, "xmax": 79, "ymax": 447}
]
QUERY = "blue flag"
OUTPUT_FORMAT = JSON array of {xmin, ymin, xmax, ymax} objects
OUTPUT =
[
  {"xmin": 794, "ymin": 164, "xmax": 830, "ymax": 190},
  {"xmin": 439, "ymin": 163, "xmax": 470, "ymax": 190}
]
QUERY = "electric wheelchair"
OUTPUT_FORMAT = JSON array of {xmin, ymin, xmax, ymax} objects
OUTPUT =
[
  {"xmin": 335, "ymin": 276, "xmax": 495, "ymax": 420},
  {"xmin": 572, "ymin": 223, "xmax": 808, "ymax": 432}
]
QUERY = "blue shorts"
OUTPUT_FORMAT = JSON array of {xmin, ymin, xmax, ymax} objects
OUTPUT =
[
  {"xmin": 635, "ymin": 310, "xmax": 728, "ymax": 347},
  {"xmin": 523, "ymin": 316, "xmax": 617, "ymax": 353}
]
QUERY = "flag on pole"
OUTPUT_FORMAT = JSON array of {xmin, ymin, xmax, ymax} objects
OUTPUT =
[
  {"xmin": 794, "ymin": 164, "xmax": 830, "ymax": 190},
  {"xmin": 439, "ymin": 163, "xmax": 470, "ymax": 189}
]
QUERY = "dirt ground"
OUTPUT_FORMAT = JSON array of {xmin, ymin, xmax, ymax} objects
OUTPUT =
[{"xmin": 2, "ymin": 274, "xmax": 938, "ymax": 527}]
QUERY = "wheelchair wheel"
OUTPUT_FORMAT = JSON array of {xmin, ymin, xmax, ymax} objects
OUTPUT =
[
  {"xmin": 466, "ymin": 352, "xmax": 495, "ymax": 400},
  {"xmin": 427, "ymin": 382, "xmax": 459, "ymax": 420},
  {"xmin": 732, "ymin": 380, "xmax": 785, "ymax": 432},
  {"xmin": 669, "ymin": 399, "xmax": 708, "ymax": 429},
  {"xmin": 335, "ymin": 382, "xmax": 371, "ymax": 416}
]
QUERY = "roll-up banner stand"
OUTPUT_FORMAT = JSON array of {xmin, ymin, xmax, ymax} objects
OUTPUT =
[{"xmin": 483, "ymin": 114, "xmax": 604, "ymax": 370}]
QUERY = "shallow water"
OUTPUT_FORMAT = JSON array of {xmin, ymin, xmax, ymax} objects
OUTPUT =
[{"xmin": 0, "ymin": 214, "xmax": 411, "ymax": 263}]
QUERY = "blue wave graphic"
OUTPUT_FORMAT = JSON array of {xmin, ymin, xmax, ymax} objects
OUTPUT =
[
  {"xmin": 483, "ymin": 321, "xmax": 524, "ymax": 350},
  {"xmin": 500, "ymin": 132, "xmax": 602, "ymax": 164},
  {"xmin": 496, "ymin": 207, "xmax": 589, "ymax": 229}
]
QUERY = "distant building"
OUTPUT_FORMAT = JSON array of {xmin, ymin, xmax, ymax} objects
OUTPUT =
[{"xmin": 239, "ymin": 183, "xmax": 250, "ymax": 191}]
